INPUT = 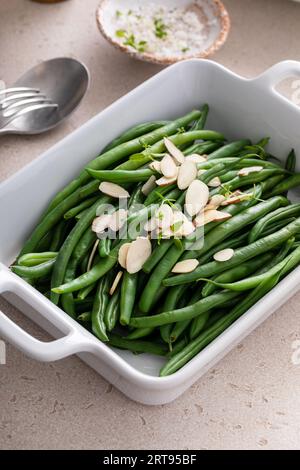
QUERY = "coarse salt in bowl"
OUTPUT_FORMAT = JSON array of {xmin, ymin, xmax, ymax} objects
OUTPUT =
[{"xmin": 96, "ymin": 0, "xmax": 230, "ymax": 65}]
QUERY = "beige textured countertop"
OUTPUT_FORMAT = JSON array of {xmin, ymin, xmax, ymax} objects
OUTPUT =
[{"xmin": 1, "ymin": 0, "xmax": 300, "ymax": 450}]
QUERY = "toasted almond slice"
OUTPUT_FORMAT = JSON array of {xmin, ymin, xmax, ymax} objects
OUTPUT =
[
  {"xmin": 144, "ymin": 216, "xmax": 158, "ymax": 232},
  {"xmin": 175, "ymin": 219, "xmax": 195, "ymax": 237},
  {"xmin": 141, "ymin": 175, "xmax": 157, "ymax": 196},
  {"xmin": 156, "ymin": 169, "xmax": 178, "ymax": 187},
  {"xmin": 156, "ymin": 204, "xmax": 173, "ymax": 229},
  {"xmin": 185, "ymin": 180, "xmax": 209, "ymax": 217},
  {"xmin": 109, "ymin": 209, "xmax": 128, "ymax": 232},
  {"xmin": 186, "ymin": 153, "xmax": 208, "ymax": 163},
  {"xmin": 194, "ymin": 209, "xmax": 231, "ymax": 227},
  {"xmin": 87, "ymin": 239, "xmax": 100, "ymax": 272},
  {"xmin": 205, "ymin": 194, "xmax": 226, "ymax": 210},
  {"xmin": 149, "ymin": 161, "xmax": 161, "ymax": 173},
  {"xmin": 99, "ymin": 182, "xmax": 129, "ymax": 199},
  {"xmin": 172, "ymin": 259, "xmax": 199, "ymax": 274},
  {"xmin": 92, "ymin": 213, "xmax": 112, "ymax": 233},
  {"xmin": 160, "ymin": 154, "xmax": 178, "ymax": 178},
  {"xmin": 163, "ymin": 137, "xmax": 184, "ymax": 164},
  {"xmin": 177, "ymin": 160, "xmax": 197, "ymax": 190},
  {"xmin": 213, "ymin": 248, "xmax": 235, "ymax": 262},
  {"xmin": 221, "ymin": 193, "xmax": 250, "ymax": 206},
  {"xmin": 208, "ymin": 176, "xmax": 221, "ymax": 188},
  {"xmin": 118, "ymin": 243, "xmax": 131, "ymax": 269},
  {"xmin": 109, "ymin": 271, "xmax": 123, "ymax": 295},
  {"xmin": 238, "ymin": 166, "xmax": 263, "ymax": 177},
  {"xmin": 126, "ymin": 237, "xmax": 152, "ymax": 274}
]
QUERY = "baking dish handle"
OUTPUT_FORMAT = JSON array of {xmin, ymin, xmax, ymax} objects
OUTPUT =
[
  {"xmin": 253, "ymin": 60, "xmax": 300, "ymax": 90},
  {"xmin": 0, "ymin": 266, "xmax": 93, "ymax": 362}
]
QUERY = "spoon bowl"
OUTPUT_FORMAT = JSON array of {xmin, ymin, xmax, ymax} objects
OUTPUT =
[{"xmin": 2, "ymin": 58, "xmax": 89, "ymax": 135}]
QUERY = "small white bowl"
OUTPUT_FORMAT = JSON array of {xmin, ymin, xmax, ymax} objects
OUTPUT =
[{"xmin": 96, "ymin": 0, "xmax": 230, "ymax": 65}]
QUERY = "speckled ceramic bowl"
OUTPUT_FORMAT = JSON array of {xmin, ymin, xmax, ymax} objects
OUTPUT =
[{"xmin": 96, "ymin": 0, "xmax": 230, "ymax": 65}]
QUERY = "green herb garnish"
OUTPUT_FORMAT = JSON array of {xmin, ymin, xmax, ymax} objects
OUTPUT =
[{"xmin": 153, "ymin": 17, "xmax": 168, "ymax": 39}]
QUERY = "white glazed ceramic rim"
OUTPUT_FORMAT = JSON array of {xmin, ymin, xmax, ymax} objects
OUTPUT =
[{"xmin": 96, "ymin": 0, "xmax": 231, "ymax": 65}]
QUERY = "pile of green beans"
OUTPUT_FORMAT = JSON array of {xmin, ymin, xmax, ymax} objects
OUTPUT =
[{"xmin": 12, "ymin": 105, "xmax": 300, "ymax": 376}]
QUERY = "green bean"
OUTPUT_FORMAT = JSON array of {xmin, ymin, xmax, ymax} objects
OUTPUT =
[
  {"xmin": 87, "ymin": 168, "xmax": 154, "ymax": 184},
  {"xmin": 105, "ymin": 285, "xmax": 121, "ymax": 332},
  {"xmin": 128, "ymin": 184, "xmax": 145, "ymax": 208},
  {"xmin": 170, "ymin": 319, "xmax": 191, "ymax": 343},
  {"xmin": 169, "ymin": 288, "xmax": 203, "ymax": 343},
  {"xmin": 259, "ymin": 217, "xmax": 296, "ymax": 239},
  {"xmin": 125, "ymin": 327, "xmax": 155, "ymax": 340},
  {"xmin": 167, "ymin": 337, "xmax": 189, "ymax": 357},
  {"xmin": 183, "ymin": 142, "xmax": 221, "ymax": 156},
  {"xmin": 159, "ymin": 285, "xmax": 188, "ymax": 344},
  {"xmin": 64, "ymin": 196, "xmax": 99, "ymax": 219},
  {"xmin": 102, "ymin": 121, "xmax": 169, "ymax": 152},
  {"xmin": 143, "ymin": 240, "xmax": 173, "ymax": 273},
  {"xmin": 266, "ymin": 173, "xmax": 300, "ymax": 197},
  {"xmin": 91, "ymin": 276, "xmax": 110, "ymax": 342},
  {"xmin": 189, "ymin": 310, "xmax": 211, "ymax": 340},
  {"xmin": 255, "ymin": 237, "xmax": 294, "ymax": 274},
  {"xmin": 49, "ymin": 221, "xmax": 67, "ymax": 251},
  {"xmin": 190, "ymin": 103, "xmax": 209, "ymax": 130},
  {"xmin": 249, "ymin": 204, "xmax": 300, "ymax": 243},
  {"xmin": 120, "ymin": 272, "xmax": 138, "ymax": 325},
  {"xmin": 215, "ymin": 169, "xmax": 284, "ymax": 196},
  {"xmin": 77, "ymin": 312, "xmax": 92, "ymax": 322},
  {"xmin": 144, "ymin": 185, "xmax": 177, "ymax": 206},
  {"xmin": 163, "ymin": 216, "xmax": 300, "ymax": 286},
  {"xmin": 50, "ymin": 198, "xmax": 109, "ymax": 304},
  {"xmin": 18, "ymin": 252, "xmax": 57, "ymax": 267},
  {"xmin": 207, "ymin": 140, "xmax": 251, "ymax": 160},
  {"xmin": 77, "ymin": 282, "xmax": 97, "ymax": 300},
  {"xmin": 98, "ymin": 238, "xmax": 111, "ymax": 258},
  {"xmin": 132, "ymin": 290, "xmax": 239, "ymax": 328},
  {"xmin": 108, "ymin": 334, "xmax": 168, "ymax": 356},
  {"xmin": 160, "ymin": 270, "xmax": 281, "ymax": 376},
  {"xmin": 285, "ymin": 149, "xmax": 296, "ymax": 173},
  {"xmin": 11, "ymin": 258, "xmax": 56, "ymax": 280},
  {"xmin": 61, "ymin": 258, "xmax": 77, "ymax": 318},
  {"xmin": 201, "ymin": 252, "xmax": 274, "ymax": 297},
  {"xmin": 74, "ymin": 297, "xmax": 93, "ymax": 314}
]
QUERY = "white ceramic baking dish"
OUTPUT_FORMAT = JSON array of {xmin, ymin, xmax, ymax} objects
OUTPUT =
[{"xmin": 1, "ymin": 59, "xmax": 300, "ymax": 405}]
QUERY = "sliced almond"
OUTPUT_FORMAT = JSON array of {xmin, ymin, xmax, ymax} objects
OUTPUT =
[
  {"xmin": 144, "ymin": 216, "xmax": 158, "ymax": 232},
  {"xmin": 118, "ymin": 243, "xmax": 131, "ymax": 269},
  {"xmin": 109, "ymin": 209, "xmax": 128, "ymax": 232},
  {"xmin": 160, "ymin": 154, "xmax": 178, "ymax": 178},
  {"xmin": 156, "ymin": 168, "xmax": 178, "ymax": 187},
  {"xmin": 99, "ymin": 182, "xmax": 129, "ymax": 199},
  {"xmin": 238, "ymin": 166, "xmax": 263, "ymax": 177},
  {"xmin": 109, "ymin": 271, "xmax": 123, "ymax": 295},
  {"xmin": 177, "ymin": 160, "xmax": 197, "ymax": 190},
  {"xmin": 149, "ymin": 161, "xmax": 161, "ymax": 173},
  {"xmin": 142, "ymin": 175, "xmax": 157, "ymax": 196},
  {"xmin": 198, "ymin": 169, "xmax": 207, "ymax": 177},
  {"xmin": 171, "ymin": 259, "xmax": 199, "ymax": 274},
  {"xmin": 186, "ymin": 153, "xmax": 208, "ymax": 163},
  {"xmin": 87, "ymin": 239, "xmax": 100, "ymax": 272},
  {"xmin": 163, "ymin": 137, "xmax": 184, "ymax": 164},
  {"xmin": 205, "ymin": 194, "xmax": 226, "ymax": 210},
  {"xmin": 213, "ymin": 248, "xmax": 235, "ymax": 262},
  {"xmin": 185, "ymin": 180, "xmax": 209, "ymax": 217},
  {"xmin": 208, "ymin": 176, "xmax": 221, "ymax": 188},
  {"xmin": 92, "ymin": 213, "xmax": 112, "ymax": 233},
  {"xmin": 170, "ymin": 210, "xmax": 195, "ymax": 237},
  {"xmin": 156, "ymin": 204, "xmax": 173, "ymax": 230},
  {"xmin": 194, "ymin": 209, "xmax": 231, "ymax": 227},
  {"xmin": 126, "ymin": 237, "xmax": 152, "ymax": 274},
  {"xmin": 221, "ymin": 193, "xmax": 250, "ymax": 206}
]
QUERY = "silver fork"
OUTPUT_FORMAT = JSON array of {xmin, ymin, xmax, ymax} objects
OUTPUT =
[{"xmin": 0, "ymin": 87, "xmax": 58, "ymax": 129}]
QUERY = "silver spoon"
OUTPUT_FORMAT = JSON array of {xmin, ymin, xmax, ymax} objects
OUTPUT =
[{"xmin": 0, "ymin": 57, "xmax": 89, "ymax": 135}]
